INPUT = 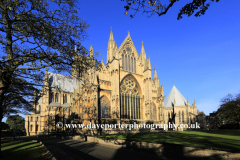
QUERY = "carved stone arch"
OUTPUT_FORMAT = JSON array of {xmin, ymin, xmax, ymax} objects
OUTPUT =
[
  {"xmin": 99, "ymin": 95, "xmax": 110, "ymax": 119},
  {"xmin": 120, "ymin": 74, "xmax": 142, "ymax": 120},
  {"xmin": 120, "ymin": 74, "xmax": 142, "ymax": 96}
]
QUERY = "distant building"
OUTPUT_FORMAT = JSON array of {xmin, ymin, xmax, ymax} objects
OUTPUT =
[{"xmin": 25, "ymin": 28, "xmax": 198, "ymax": 135}]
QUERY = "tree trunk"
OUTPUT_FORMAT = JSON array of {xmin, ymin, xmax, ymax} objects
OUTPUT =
[{"xmin": 0, "ymin": 116, "xmax": 3, "ymax": 158}]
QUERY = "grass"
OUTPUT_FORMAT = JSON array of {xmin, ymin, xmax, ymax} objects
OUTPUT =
[
  {"xmin": 1, "ymin": 139, "xmax": 47, "ymax": 160},
  {"xmin": 96, "ymin": 130, "xmax": 240, "ymax": 152}
]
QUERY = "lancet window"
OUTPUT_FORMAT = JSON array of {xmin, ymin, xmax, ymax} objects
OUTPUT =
[
  {"xmin": 122, "ymin": 46, "xmax": 136, "ymax": 73},
  {"xmin": 179, "ymin": 111, "xmax": 181, "ymax": 122},
  {"xmin": 50, "ymin": 92, "xmax": 54, "ymax": 103},
  {"xmin": 120, "ymin": 75, "xmax": 141, "ymax": 119},
  {"xmin": 153, "ymin": 103, "xmax": 156, "ymax": 120},
  {"xmin": 55, "ymin": 93, "xmax": 58, "ymax": 102},
  {"xmin": 99, "ymin": 96, "xmax": 110, "ymax": 118},
  {"xmin": 182, "ymin": 111, "xmax": 184, "ymax": 122}
]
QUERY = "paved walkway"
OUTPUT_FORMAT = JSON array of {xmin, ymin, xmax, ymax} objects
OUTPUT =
[
  {"xmin": 40, "ymin": 138, "xmax": 163, "ymax": 160},
  {"xmin": 15, "ymin": 137, "xmax": 163, "ymax": 160}
]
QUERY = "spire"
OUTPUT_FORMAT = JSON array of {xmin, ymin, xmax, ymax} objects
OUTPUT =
[
  {"xmin": 140, "ymin": 41, "xmax": 146, "ymax": 64},
  {"xmin": 109, "ymin": 27, "xmax": 114, "ymax": 41},
  {"xmin": 161, "ymin": 84, "xmax": 164, "ymax": 96},
  {"xmin": 187, "ymin": 97, "xmax": 189, "ymax": 105},
  {"xmin": 100, "ymin": 58, "xmax": 106, "ymax": 71},
  {"xmin": 153, "ymin": 66, "xmax": 159, "ymax": 87},
  {"xmin": 194, "ymin": 99, "xmax": 196, "ymax": 105},
  {"xmin": 107, "ymin": 27, "xmax": 116, "ymax": 63},
  {"xmin": 144, "ymin": 57, "xmax": 151, "ymax": 71},
  {"xmin": 154, "ymin": 66, "xmax": 158, "ymax": 79},
  {"xmin": 90, "ymin": 44, "xmax": 94, "ymax": 57}
]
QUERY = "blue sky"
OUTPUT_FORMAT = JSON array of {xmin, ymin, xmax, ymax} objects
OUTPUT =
[
  {"xmin": 77, "ymin": 0, "xmax": 240, "ymax": 115},
  {"xmin": 3, "ymin": 0, "xmax": 240, "ymax": 122}
]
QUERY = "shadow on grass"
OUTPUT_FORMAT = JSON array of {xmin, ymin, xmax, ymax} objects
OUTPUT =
[
  {"xmin": 96, "ymin": 131, "xmax": 240, "ymax": 160},
  {"xmin": 195, "ymin": 130, "xmax": 240, "ymax": 136},
  {"xmin": 1, "ymin": 140, "xmax": 36, "ymax": 151},
  {"xmin": 1, "ymin": 140, "xmax": 44, "ymax": 160},
  {"xmin": 171, "ymin": 132, "xmax": 240, "ymax": 153},
  {"xmin": 40, "ymin": 138, "xmax": 100, "ymax": 160},
  {"xmin": 104, "ymin": 131, "xmax": 240, "ymax": 153}
]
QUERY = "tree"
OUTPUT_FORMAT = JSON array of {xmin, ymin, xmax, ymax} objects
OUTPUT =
[
  {"xmin": 1, "ymin": 122, "xmax": 9, "ymax": 130},
  {"xmin": 216, "ymin": 93, "xmax": 240, "ymax": 128},
  {"xmin": 0, "ymin": 0, "xmax": 99, "ymax": 154},
  {"xmin": 122, "ymin": 0, "xmax": 220, "ymax": 20},
  {"xmin": 6, "ymin": 115, "xmax": 25, "ymax": 130}
]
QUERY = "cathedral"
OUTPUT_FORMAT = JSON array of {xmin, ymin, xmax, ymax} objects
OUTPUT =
[{"xmin": 25, "ymin": 28, "xmax": 198, "ymax": 135}]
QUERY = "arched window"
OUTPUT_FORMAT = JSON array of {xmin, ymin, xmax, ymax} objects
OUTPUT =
[
  {"xmin": 179, "ymin": 111, "xmax": 181, "ymax": 122},
  {"xmin": 125, "ymin": 55, "xmax": 127, "ymax": 71},
  {"xmin": 31, "ymin": 117, "xmax": 33, "ymax": 121},
  {"xmin": 122, "ymin": 54, "xmax": 124, "ymax": 70},
  {"xmin": 153, "ymin": 103, "xmax": 156, "ymax": 121},
  {"xmin": 55, "ymin": 93, "xmax": 58, "ymax": 102},
  {"xmin": 39, "ymin": 105, "xmax": 41, "ymax": 113},
  {"xmin": 36, "ymin": 125, "xmax": 38, "ymax": 131},
  {"xmin": 133, "ymin": 58, "xmax": 136, "ymax": 73},
  {"xmin": 182, "ymin": 111, "xmax": 184, "ymax": 122},
  {"xmin": 65, "ymin": 94, "xmax": 67, "ymax": 103},
  {"xmin": 51, "ymin": 92, "xmax": 54, "ymax": 103},
  {"xmin": 131, "ymin": 57, "xmax": 133, "ymax": 72},
  {"xmin": 36, "ymin": 117, "xmax": 38, "ymax": 121},
  {"xmin": 128, "ymin": 56, "xmax": 130, "ymax": 71},
  {"xmin": 168, "ymin": 112, "xmax": 170, "ymax": 121},
  {"xmin": 100, "ymin": 96, "xmax": 109, "ymax": 118},
  {"xmin": 30, "ymin": 125, "xmax": 32, "ymax": 131},
  {"xmin": 120, "ymin": 75, "xmax": 141, "ymax": 120},
  {"xmin": 153, "ymin": 108, "xmax": 155, "ymax": 121}
]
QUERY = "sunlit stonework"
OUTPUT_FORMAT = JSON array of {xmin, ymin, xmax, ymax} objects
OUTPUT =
[{"xmin": 25, "ymin": 28, "xmax": 198, "ymax": 135}]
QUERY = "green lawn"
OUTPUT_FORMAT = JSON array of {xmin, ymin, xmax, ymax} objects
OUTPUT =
[
  {"xmin": 97, "ymin": 130, "xmax": 240, "ymax": 152},
  {"xmin": 1, "ymin": 139, "xmax": 46, "ymax": 160}
]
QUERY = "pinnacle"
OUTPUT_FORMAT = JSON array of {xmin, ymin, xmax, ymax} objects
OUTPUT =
[
  {"xmin": 154, "ymin": 66, "xmax": 158, "ymax": 79},
  {"xmin": 109, "ymin": 27, "xmax": 114, "ymax": 41}
]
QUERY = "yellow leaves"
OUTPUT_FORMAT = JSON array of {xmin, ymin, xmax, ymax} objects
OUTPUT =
[
  {"xmin": 125, "ymin": 11, "xmax": 128, "ymax": 15},
  {"xmin": 148, "ymin": 0, "xmax": 152, "ymax": 6},
  {"xmin": 154, "ymin": 0, "xmax": 157, "ymax": 5},
  {"xmin": 148, "ymin": 0, "xmax": 157, "ymax": 6}
]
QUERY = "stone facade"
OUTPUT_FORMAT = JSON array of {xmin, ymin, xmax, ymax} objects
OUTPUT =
[{"xmin": 25, "ymin": 28, "xmax": 198, "ymax": 135}]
